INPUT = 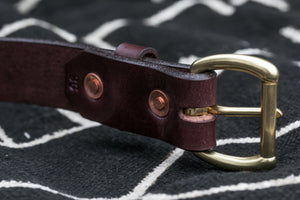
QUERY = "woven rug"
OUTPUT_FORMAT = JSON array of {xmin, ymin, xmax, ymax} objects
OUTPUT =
[{"xmin": 0, "ymin": 0, "xmax": 300, "ymax": 199}]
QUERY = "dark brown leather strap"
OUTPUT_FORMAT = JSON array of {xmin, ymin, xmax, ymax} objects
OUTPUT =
[
  {"xmin": 0, "ymin": 38, "xmax": 83, "ymax": 109},
  {"xmin": 0, "ymin": 38, "xmax": 217, "ymax": 151}
]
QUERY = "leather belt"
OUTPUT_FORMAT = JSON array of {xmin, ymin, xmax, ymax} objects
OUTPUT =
[
  {"xmin": 0, "ymin": 38, "xmax": 217, "ymax": 151},
  {"xmin": 0, "ymin": 37, "xmax": 282, "ymax": 171}
]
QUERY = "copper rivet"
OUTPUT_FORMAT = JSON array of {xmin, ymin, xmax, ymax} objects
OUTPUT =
[
  {"xmin": 154, "ymin": 97, "xmax": 165, "ymax": 110},
  {"xmin": 149, "ymin": 90, "xmax": 169, "ymax": 117},
  {"xmin": 84, "ymin": 73, "xmax": 103, "ymax": 100}
]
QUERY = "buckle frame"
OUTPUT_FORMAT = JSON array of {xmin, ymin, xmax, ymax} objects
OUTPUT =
[{"xmin": 190, "ymin": 54, "xmax": 282, "ymax": 171}]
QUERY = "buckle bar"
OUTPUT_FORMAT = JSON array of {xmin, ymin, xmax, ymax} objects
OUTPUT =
[{"xmin": 190, "ymin": 54, "xmax": 282, "ymax": 171}]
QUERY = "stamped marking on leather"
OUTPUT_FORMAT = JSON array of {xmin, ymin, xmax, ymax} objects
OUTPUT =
[{"xmin": 68, "ymin": 74, "xmax": 79, "ymax": 92}]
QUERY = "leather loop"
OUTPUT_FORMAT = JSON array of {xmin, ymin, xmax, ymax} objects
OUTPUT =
[{"xmin": 114, "ymin": 43, "xmax": 159, "ymax": 60}]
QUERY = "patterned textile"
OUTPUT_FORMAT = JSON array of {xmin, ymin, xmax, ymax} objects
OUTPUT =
[{"xmin": 0, "ymin": 0, "xmax": 300, "ymax": 199}]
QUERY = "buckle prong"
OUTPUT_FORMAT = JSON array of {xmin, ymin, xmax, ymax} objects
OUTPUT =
[
  {"xmin": 185, "ymin": 106, "xmax": 282, "ymax": 118},
  {"xmin": 190, "ymin": 54, "xmax": 282, "ymax": 171}
]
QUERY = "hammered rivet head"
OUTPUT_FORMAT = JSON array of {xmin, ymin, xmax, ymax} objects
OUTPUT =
[
  {"xmin": 84, "ymin": 73, "xmax": 103, "ymax": 100},
  {"xmin": 149, "ymin": 89, "xmax": 169, "ymax": 117}
]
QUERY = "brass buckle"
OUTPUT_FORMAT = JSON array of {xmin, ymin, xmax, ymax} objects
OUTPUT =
[{"xmin": 190, "ymin": 54, "xmax": 282, "ymax": 171}]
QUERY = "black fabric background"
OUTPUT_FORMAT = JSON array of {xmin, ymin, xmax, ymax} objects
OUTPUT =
[{"xmin": 0, "ymin": 0, "xmax": 300, "ymax": 199}]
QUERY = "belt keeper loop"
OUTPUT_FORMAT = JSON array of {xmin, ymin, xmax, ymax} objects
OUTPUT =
[{"xmin": 114, "ymin": 42, "xmax": 159, "ymax": 60}]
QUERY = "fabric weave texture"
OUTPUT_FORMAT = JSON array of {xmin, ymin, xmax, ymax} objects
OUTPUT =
[{"xmin": 0, "ymin": 0, "xmax": 300, "ymax": 199}]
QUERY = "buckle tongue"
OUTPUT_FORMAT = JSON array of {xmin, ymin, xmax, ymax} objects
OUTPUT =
[{"xmin": 190, "ymin": 54, "xmax": 282, "ymax": 171}]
